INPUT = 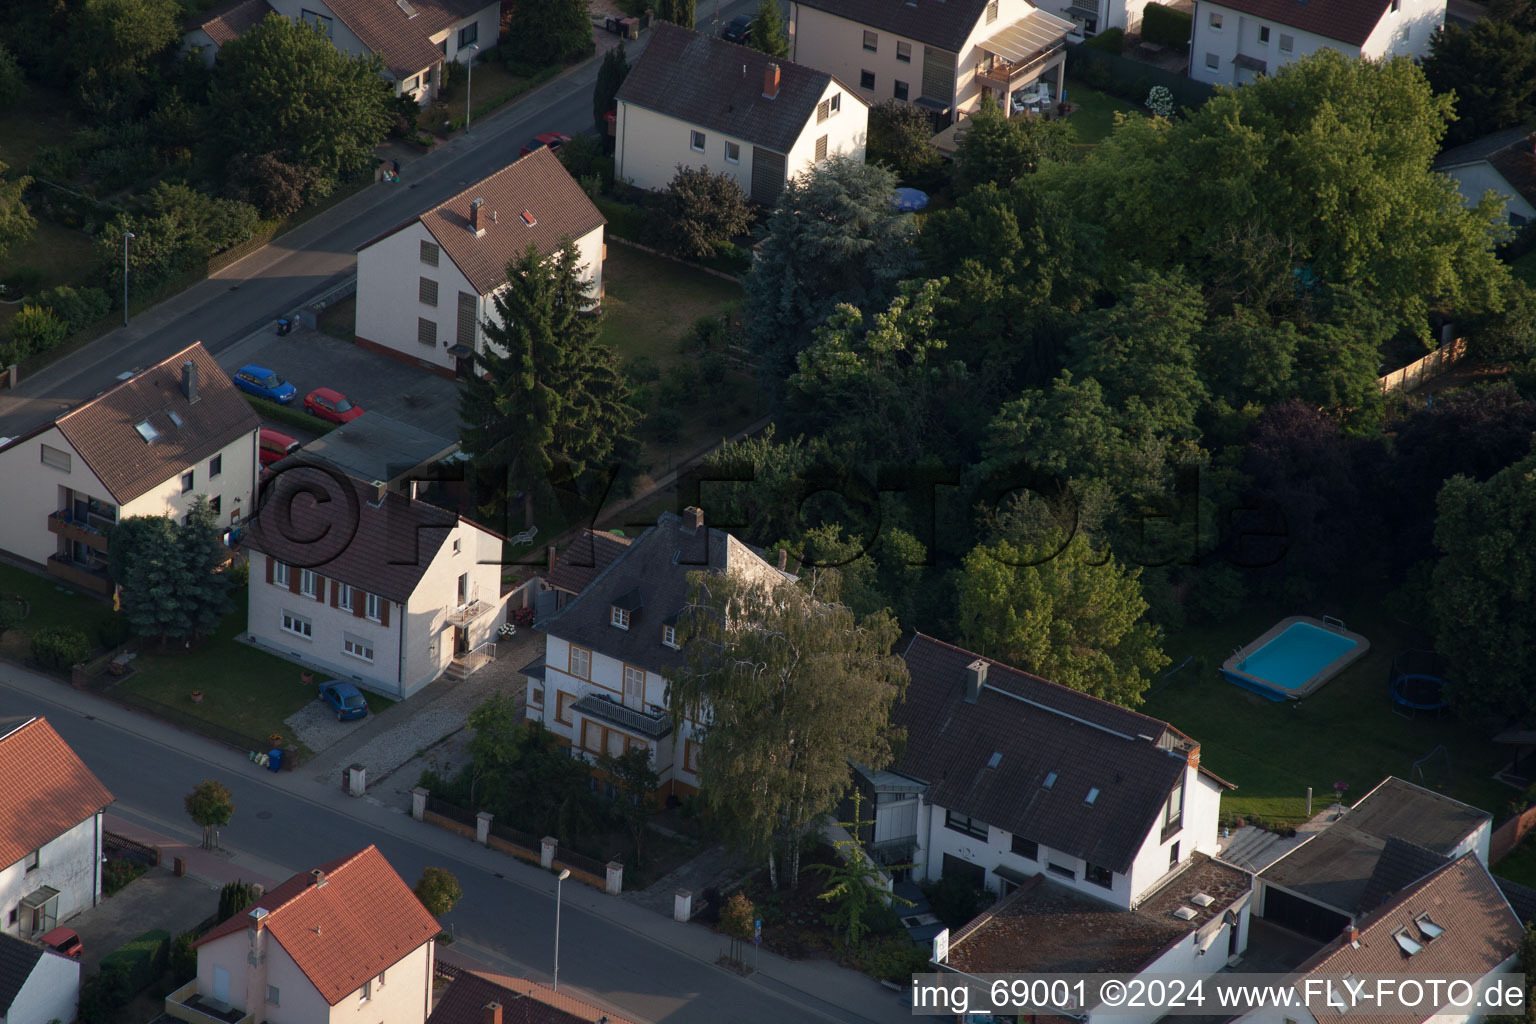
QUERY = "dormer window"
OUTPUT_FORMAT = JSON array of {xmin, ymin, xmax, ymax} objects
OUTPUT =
[
  {"xmin": 663, "ymin": 624, "xmax": 678, "ymax": 648},
  {"xmin": 611, "ymin": 606, "xmax": 629, "ymax": 629},
  {"xmin": 611, "ymin": 588, "xmax": 643, "ymax": 629}
]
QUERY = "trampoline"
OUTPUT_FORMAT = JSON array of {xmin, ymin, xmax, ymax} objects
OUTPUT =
[{"xmin": 1389, "ymin": 650, "xmax": 1449, "ymax": 711}]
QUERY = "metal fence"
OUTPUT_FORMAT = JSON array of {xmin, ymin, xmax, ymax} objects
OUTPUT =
[
  {"xmin": 425, "ymin": 795, "xmax": 477, "ymax": 828},
  {"xmin": 104, "ymin": 831, "xmax": 160, "ymax": 867},
  {"xmin": 489, "ymin": 820, "xmax": 542, "ymax": 851},
  {"xmin": 1066, "ymin": 43, "xmax": 1215, "ymax": 112},
  {"xmin": 554, "ymin": 848, "xmax": 610, "ymax": 878}
]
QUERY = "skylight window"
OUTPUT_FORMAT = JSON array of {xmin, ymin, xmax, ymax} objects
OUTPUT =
[
  {"xmin": 987, "ymin": 752, "xmax": 1002, "ymax": 769},
  {"xmin": 1415, "ymin": 914, "xmax": 1443, "ymax": 941},
  {"xmin": 167, "ymin": 410, "xmax": 184, "ymax": 427},
  {"xmin": 1085, "ymin": 787, "xmax": 1100, "ymax": 805},
  {"xmin": 1393, "ymin": 928, "xmax": 1424, "ymax": 956},
  {"xmin": 1042, "ymin": 771, "xmax": 1057, "ymax": 790},
  {"xmin": 134, "ymin": 420, "xmax": 159, "ymax": 443}
]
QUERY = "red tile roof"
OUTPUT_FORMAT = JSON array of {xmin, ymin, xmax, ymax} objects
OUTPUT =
[
  {"xmin": 198, "ymin": 845, "xmax": 440, "ymax": 1006},
  {"xmin": 428, "ymin": 969, "xmax": 639, "ymax": 1024},
  {"xmin": 188, "ymin": 0, "xmax": 274, "ymax": 45},
  {"xmin": 0, "ymin": 717, "xmax": 113, "ymax": 868},
  {"xmin": 1201, "ymin": 0, "xmax": 1392, "ymax": 47}
]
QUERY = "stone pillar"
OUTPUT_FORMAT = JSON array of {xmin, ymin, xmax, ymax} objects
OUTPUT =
[
  {"xmin": 673, "ymin": 890, "xmax": 692, "ymax": 922},
  {"xmin": 606, "ymin": 860, "xmax": 623, "ymax": 895},
  {"xmin": 476, "ymin": 811, "xmax": 493, "ymax": 846},
  {"xmin": 347, "ymin": 764, "xmax": 366, "ymax": 797},
  {"xmin": 412, "ymin": 787, "xmax": 428, "ymax": 822},
  {"xmin": 541, "ymin": 835, "xmax": 557, "ymax": 870}
]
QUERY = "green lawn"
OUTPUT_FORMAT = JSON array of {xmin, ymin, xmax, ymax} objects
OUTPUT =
[
  {"xmin": 317, "ymin": 294, "xmax": 355, "ymax": 340},
  {"xmin": 1064, "ymin": 77, "xmax": 1143, "ymax": 144},
  {"xmin": 1143, "ymin": 591, "xmax": 1514, "ymax": 827},
  {"xmin": 599, "ymin": 243, "xmax": 742, "ymax": 371},
  {"xmin": 116, "ymin": 590, "xmax": 318, "ymax": 757},
  {"xmin": 0, "ymin": 564, "xmax": 119, "ymax": 661}
]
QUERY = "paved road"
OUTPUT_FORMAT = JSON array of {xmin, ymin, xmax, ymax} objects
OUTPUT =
[
  {"xmin": 0, "ymin": 668, "xmax": 907, "ymax": 1024},
  {"xmin": 0, "ymin": 5, "xmax": 762, "ymax": 440}
]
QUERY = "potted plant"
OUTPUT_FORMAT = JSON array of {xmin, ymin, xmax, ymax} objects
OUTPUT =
[
  {"xmin": 301, "ymin": 670, "xmax": 314, "ymax": 684},
  {"xmin": 191, "ymin": 690, "xmax": 203, "ymax": 703}
]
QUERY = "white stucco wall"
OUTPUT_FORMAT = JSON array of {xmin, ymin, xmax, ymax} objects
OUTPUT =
[
  {"xmin": 1127, "ymin": 765, "xmax": 1224, "ymax": 903},
  {"xmin": 356, "ymin": 219, "xmax": 605, "ymax": 374},
  {"xmin": 1082, "ymin": 898, "xmax": 1250, "ymax": 1024},
  {"xmin": 1188, "ymin": 0, "xmax": 1440, "ymax": 86},
  {"xmin": 429, "ymin": 2, "xmax": 499, "ymax": 63},
  {"xmin": 1440, "ymin": 163, "xmax": 1536, "ymax": 224},
  {"xmin": 783, "ymin": 79, "xmax": 870, "ymax": 180},
  {"xmin": 0, "ymin": 427, "xmax": 116, "ymax": 568},
  {"xmin": 119, "ymin": 431, "xmax": 260, "ymax": 530},
  {"xmin": 0, "ymin": 814, "xmax": 101, "ymax": 939},
  {"xmin": 321, "ymin": 939, "xmax": 432, "ymax": 1024},
  {"xmin": 2, "ymin": 947, "xmax": 80, "ymax": 1024},
  {"xmin": 1358, "ymin": 0, "xmax": 1443, "ymax": 59},
  {"xmin": 399, "ymin": 519, "xmax": 509, "ymax": 695}
]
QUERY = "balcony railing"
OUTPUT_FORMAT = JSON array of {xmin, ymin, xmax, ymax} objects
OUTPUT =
[
  {"xmin": 46, "ymin": 555, "xmax": 111, "ymax": 595},
  {"xmin": 164, "ymin": 980, "xmax": 254, "ymax": 1024},
  {"xmin": 444, "ymin": 598, "xmax": 495, "ymax": 628},
  {"xmin": 47, "ymin": 511, "xmax": 110, "ymax": 552},
  {"xmin": 975, "ymin": 43, "xmax": 1064, "ymax": 88}
]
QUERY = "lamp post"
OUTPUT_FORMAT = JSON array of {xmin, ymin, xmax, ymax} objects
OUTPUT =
[
  {"xmin": 553, "ymin": 867, "xmax": 570, "ymax": 991},
  {"xmin": 462, "ymin": 44, "xmax": 479, "ymax": 133},
  {"xmin": 122, "ymin": 232, "xmax": 136, "ymax": 326}
]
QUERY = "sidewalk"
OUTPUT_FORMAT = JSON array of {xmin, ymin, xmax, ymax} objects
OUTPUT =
[{"xmin": 104, "ymin": 811, "xmax": 283, "ymax": 892}]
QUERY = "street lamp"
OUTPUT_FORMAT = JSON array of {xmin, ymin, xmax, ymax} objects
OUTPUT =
[
  {"xmin": 552, "ymin": 867, "xmax": 570, "ymax": 991},
  {"xmin": 122, "ymin": 232, "xmax": 136, "ymax": 326},
  {"xmin": 462, "ymin": 44, "xmax": 479, "ymax": 133}
]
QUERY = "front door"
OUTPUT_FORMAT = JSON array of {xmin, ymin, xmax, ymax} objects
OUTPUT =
[
  {"xmin": 455, "ymin": 354, "xmax": 473, "ymax": 379},
  {"xmin": 453, "ymin": 626, "xmax": 468, "ymax": 657},
  {"xmin": 212, "ymin": 965, "xmax": 230, "ymax": 1004}
]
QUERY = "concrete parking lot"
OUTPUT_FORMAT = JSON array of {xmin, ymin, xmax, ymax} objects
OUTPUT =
[
  {"xmin": 69, "ymin": 868, "xmax": 218, "ymax": 975},
  {"xmin": 215, "ymin": 324, "xmax": 461, "ymax": 437}
]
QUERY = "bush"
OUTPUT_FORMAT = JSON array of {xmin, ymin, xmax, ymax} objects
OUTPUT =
[
  {"xmin": 1141, "ymin": 3, "xmax": 1193, "ymax": 51},
  {"xmin": 218, "ymin": 880, "xmax": 258, "ymax": 922},
  {"xmin": 4, "ymin": 304, "xmax": 66, "ymax": 363},
  {"xmin": 228, "ymin": 153, "xmax": 319, "ymax": 220},
  {"xmin": 96, "ymin": 614, "xmax": 132, "ymax": 650},
  {"xmin": 557, "ymin": 134, "xmax": 615, "ymax": 194},
  {"xmin": 226, "ymin": 558, "xmax": 250, "ymax": 589},
  {"xmin": 625, "ymin": 354, "xmax": 661, "ymax": 383},
  {"xmin": 244, "ymin": 394, "xmax": 338, "ymax": 434},
  {"xmin": 1084, "ymin": 27, "xmax": 1125, "ymax": 53},
  {"xmin": 651, "ymin": 407, "xmax": 683, "ymax": 442},
  {"xmin": 866, "ymin": 99, "xmax": 944, "ymax": 186},
  {"xmin": 32, "ymin": 285, "xmax": 110, "ymax": 333},
  {"xmin": 1463, "ymin": 279, "xmax": 1536, "ymax": 362},
  {"xmin": 31, "ymin": 627, "xmax": 91, "ymax": 673},
  {"xmin": 856, "ymin": 935, "xmax": 932, "ymax": 983},
  {"xmin": 99, "ymin": 929, "xmax": 171, "ymax": 995},
  {"xmin": 691, "ymin": 314, "xmax": 727, "ymax": 352},
  {"xmin": 0, "ymin": 597, "xmax": 21, "ymax": 639},
  {"xmin": 0, "ymin": 44, "xmax": 22, "ymax": 111},
  {"xmin": 657, "ymin": 364, "xmax": 700, "ymax": 407},
  {"xmin": 652, "ymin": 165, "xmax": 753, "ymax": 261},
  {"xmin": 0, "ymin": 265, "xmax": 43, "ymax": 300},
  {"xmin": 103, "ymin": 857, "xmax": 146, "ymax": 896},
  {"xmin": 440, "ymin": 58, "xmax": 467, "ymax": 101},
  {"xmin": 170, "ymin": 931, "xmax": 197, "ymax": 985},
  {"xmin": 1082, "ymin": 55, "xmax": 1112, "ymax": 90},
  {"xmin": 700, "ymin": 352, "xmax": 728, "ymax": 384},
  {"xmin": 30, "ymin": 145, "xmax": 81, "ymax": 181},
  {"xmin": 79, "ymin": 966, "xmax": 132, "ymax": 1024}
]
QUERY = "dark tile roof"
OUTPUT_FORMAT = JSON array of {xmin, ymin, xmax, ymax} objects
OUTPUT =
[
  {"xmin": 895, "ymin": 633, "xmax": 1197, "ymax": 874},
  {"xmin": 538, "ymin": 510, "xmax": 792, "ymax": 679},
  {"xmin": 947, "ymin": 854, "xmax": 1250, "ymax": 974},
  {"xmin": 0, "ymin": 933, "xmax": 44, "ymax": 1016},
  {"xmin": 1347, "ymin": 777, "xmax": 1491, "ymax": 854},
  {"xmin": 1262, "ymin": 828, "xmax": 1392, "ymax": 915},
  {"xmin": 520, "ymin": 655, "xmax": 546, "ymax": 680},
  {"xmin": 1359, "ymin": 838, "xmax": 1450, "ymax": 914},
  {"xmin": 617, "ymin": 23, "xmax": 840, "ymax": 155},
  {"xmin": 572, "ymin": 693, "xmax": 674, "ymax": 739},
  {"xmin": 187, "ymin": 0, "xmax": 273, "ymax": 44},
  {"xmin": 1497, "ymin": 876, "xmax": 1536, "ymax": 928},
  {"xmin": 273, "ymin": 412, "xmax": 457, "ymax": 489},
  {"xmin": 545, "ymin": 531, "xmax": 633, "ymax": 596},
  {"xmin": 51, "ymin": 342, "xmax": 260, "ymax": 505},
  {"xmin": 1199, "ymin": 0, "xmax": 1391, "ymax": 46},
  {"xmin": 428, "ymin": 968, "xmax": 639, "ymax": 1024},
  {"xmin": 1487, "ymin": 140, "xmax": 1536, "ymax": 208},
  {"xmin": 320, "ymin": 0, "xmax": 452, "ymax": 78},
  {"xmin": 409, "ymin": 147, "xmax": 606, "ymax": 297},
  {"xmin": 1296, "ymin": 855, "xmax": 1523, "ymax": 1024},
  {"xmin": 1435, "ymin": 128, "xmax": 1532, "ymax": 169},
  {"xmin": 795, "ymin": 0, "xmax": 991, "ymax": 51},
  {"xmin": 242, "ymin": 465, "xmax": 459, "ymax": 603}
]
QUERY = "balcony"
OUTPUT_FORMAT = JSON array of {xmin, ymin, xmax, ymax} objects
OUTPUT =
[
  {"xmin": 164, "ymin": 980, "xmax": 253, "ymax": 1024},
  {"xmin": 47, "ymin": 511, "xmax": 110, "ymax": 552},
  {"xmin": 975, "ymin": 43, "xmax": 1064, "ymax": 89},
  {"xmin": 974, "ymin": 7, "xmax": 1075, "ymax": 89},
  {"xmin": 443, "ymin": 598, "xmax": 495, "ymax": 628},
  {"xmin": 46, "ymin": 554, "xmax": 111, "ymax": 595}
]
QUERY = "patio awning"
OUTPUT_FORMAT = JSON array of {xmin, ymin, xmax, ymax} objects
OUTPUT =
[
  {"xmin": 993, "ymin": 864, "xmax": 1033, "ymax": 885},
  {"xmin": 979, "ymin": 9, "xmax": 1076, "ymax": 64},
  {"xmin": 20, "ymin": 886, "xmax": 59, "ymax": 910}
]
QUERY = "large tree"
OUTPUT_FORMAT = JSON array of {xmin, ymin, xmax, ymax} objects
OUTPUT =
[
  {"xmin": 458, "ymin": 241, "xmax": 637, "ymax": 526},
  {"xmin": 865, "ymin": 99, "xmax": 943, "ymax": 184},
  {"xmin": 748, "ymin": 0, "xmax": 790, "ymax": 58},
  {"xmin": 652, "ymin": 165, "xmax": 753, "ymax": 261},
  {"xmin": 670, "ymin": 571, "xmax": 908, "ymax": 889},
  {"xmin": 505, "ymin": 0, "xmax": 592, "ymax": 69},
  {"xmin": 955, "ymin": 531, "xmax": 1169, "ymax": 707},
  {"xmin": 67, "ymin": 0, "xmax": 180, "ymax": 115},
  {"xmin": 1422, "ymin": 20, "xmax": 1536, "ymax": 146},
  {"xmin": 209, "ymin": 14, "xmax": 391, "ymax": 191},
  {"xmin": 742, "ymin": 155, "xmax": 919, "ymax": 385},
  {"xmin": 109, "ymin": 497, "xmax": 233, "ymax": 646},
  {"xmin": 0, "ymin": 161, "xmax": 35, "ymax": 264},
  {"xmin": 954, "ymin": 95, "xmax": 1076, "ymax": 193},
  {"xmin": 592, "ymin": 40, "xmax": 629, "ymax": 133},
  {"xmin": 1430, "ymin": 447, "xmax": 1536, "ymax": 724}
]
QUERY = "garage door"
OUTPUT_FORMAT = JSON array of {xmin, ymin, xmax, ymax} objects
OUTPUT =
[{"xmin": 1261, "ymin": 885, "xmax": 1350, "ymax": 942}]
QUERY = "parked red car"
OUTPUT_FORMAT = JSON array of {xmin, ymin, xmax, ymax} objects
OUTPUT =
[
  {"xmin": 519, "ymin": 132, "xmax": 571, "ymax": 157},
  {"xmin": 40, "ymin": 927, "xmax": 82, "ymax": 959},
  {"xmin": 259, "ymin": 427, "xmax": 302, "ymax": 466},
  {"xmin": 303, "ymin": 388, "xmax": 365, "ymax": 424}
]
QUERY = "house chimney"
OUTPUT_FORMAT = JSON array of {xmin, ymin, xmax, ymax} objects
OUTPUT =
[
  {"xmin": 763, "ymin": 63, "xmax": 781, "ymax": 99},
  {"xmin": 369, "ymin": 480, "xmax": 387, "ymax": 506},
  {"xmin": 965, "ymin": 658, "xmax": 988, "ymax": 703},
  {"xmin": 248, "ymin": 907, "xmax": 268, "ymax": 931},
  {"xmin": 182, "ymin": 360, "xmax": 199, "ymax": 404},
  {"xmin": 683, "ymin": 506, "xmax": 704, "ymax": 530},
  {"xmin": 777, "ymin": 547, "xmax": 788, "ymax": 571},
  {"xmin": 482, "ymin": 1003, "xmax": 503, "ymax": 1024},
  {"xmin": 470, "ymin": 197, "xmax": 486, "ymax": 236},
  {"xmin": 311, "ymin": 869, "xmax": 327, "ymax": 888},
  {"xmin": 1344, "ymin": 923, "xmax": 1360, "ymax": 946}
]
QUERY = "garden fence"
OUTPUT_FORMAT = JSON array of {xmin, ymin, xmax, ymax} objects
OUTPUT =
[
  {"xmin": 104, "ymin": 831, "xmax": 161, "ymax": 867},
  {"xmin": 1377, "ymin": 337, "xmax": 1467, "ymax": 395},
  {"xmin": 107, "ymin": 690, "xmax": 302, "ymax": 768},
  {"xmin": 425, "ymin": 795, "xmax": 477, "ymax": 828},
  {"xmin": 1066, "ymin": 44, "xmax": 1215, "ymax": 112}
]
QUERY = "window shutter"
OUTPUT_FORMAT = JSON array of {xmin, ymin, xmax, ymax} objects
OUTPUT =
[
  {"xmin": 265, "ymin": 557, "xmax": 274, "ymax": 585},
  {"xmin": 288, "ymin": 567, "xmax": 301, "ymax": 595},
  {"xmin": 353, "ymin": 591, "xmax": 365, "ymax": 618},
  {"xmin": 380, "ymin": 600, "xmax": 391, "ymax": 627},
  {"xmin": 816, "ymin": 99, "xmax": 830, "ymax": 122},
  {"xmin": 815, "ymin": 135, "xmax": 828, "ymax": 161},
  {"xmin": 329, "ymin": 580, "xmax": 339, "ymax": 608},
  {"xmin": 456, "ymin": 292, "xmax": 477, "ymax": 347},
  {"xmin": 314, "ymin": 575, "xmax": 326, "ymax": 602}
]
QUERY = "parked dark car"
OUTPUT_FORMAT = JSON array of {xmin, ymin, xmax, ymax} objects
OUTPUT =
[
  {"xmin": 319, "ymin": 681, "xmax": 369, "ymax": 722},
  {"xmin": 721, "ymin": 14, "xmax": 753, "ymax": 43}
]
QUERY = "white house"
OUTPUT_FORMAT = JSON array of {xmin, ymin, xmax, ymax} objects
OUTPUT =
[
  {"xmin": 1232, "ymin": 854, "xmax": 1523, "ymax": 1024},
  {"xmin": 170, "ymin": 845, "xmax": 440, "ymax": 1024},
  {"xmin": 1436, "ymin": 129, "xmax": 1536, "ymax": 228},
  {"xmin": 1188, "ymin": 0, "xmax": 1443, "ymax": 86},
  {"xmin": 615, "ymin": 23, "xmax": 870, "ymax": 203},
  {"xmin": 354, "ymin": 147, "xmax": 606, "ymax": 380},
  {"xmin": 0, "ymin": 717, "xmax": 114, "ymax": 942},
  {"xmin": 789, "ymin": 0, "xmax": 1075, "ymax": 123},
  {"xmin": 242, "ymin": 466, "xmax": 512, "ymax": 699},
  {"xmin": 871, "ymin": 633, "xmax": 1233, "ymax": 909},
  {"xmin": 525, "ymin": 508, "xmax": 793, "ymax": 800},
  {"xmin": 0, "ymin": 933, "xmax": 81, "ymax": 1024},
  {"xmin": 183, "ymin": 0, "xmax": 498, "ymax": 104},
  {"xmin": 0, "ymin": 343, "xmax": 259, "ymax": 597}
]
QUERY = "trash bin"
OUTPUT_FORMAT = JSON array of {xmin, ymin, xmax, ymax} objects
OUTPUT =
[{"xmin": 267, "ymin": 748, "xmax": 283, "ymax": 773}]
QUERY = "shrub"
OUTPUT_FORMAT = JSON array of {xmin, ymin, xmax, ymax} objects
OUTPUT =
[
  {"xmin": 9, "ymin": 304, "xmax": 66, "ymax": 357},
  {"xmin": 1141, "ymin": 2, "xmax": 1193, "ymax": 51},
  {"xmin": 99, "ymin": 928, "xmax": 171, "ymax": 995},
  {"xmin": 652, "ymin": 165, "xmax": 753, "ymax": 261},
  {"xmin": 625, "ymin": 382, "xmax": 654, "ymax": 412},
  {"xmin": 557, "ymin": 134, "xmax": 614, "ymax": 194},
  {"xmin": 228, "ymin": 153, "xmax": 319, "ymax": 220},
  {"xmin": 225, "ymin": 559, "xmax": 250, "ymax": 589},
  {"xmin": 625, "ymin": 354, "xmax": 661, "ymax": 383},
  {"xmin": 1462, "ymin": 279, "xmax": 1536, "ymax": 362},
  {"xmin": 103, "ymin": 857, "xmax": 146, "ymax": 896},
  {"xmin": 169, "ymin": 932, "xmax": 197, "ymax": 984},
  {"xmin": 1146, "ymin": 84, "xmax": 1175, "ymax": 118},
  {"xmin": 856, "ymin": 934, "xmax": 931, "ymax": 983},
  {"xmin": 651, "ymin": 407, "xmax": 683, "ymax": 442},
  {"xmin": 691, "ymin": 314, "xmax": 727, "ymax": 352},
  {"xmin": 0, "ymin": 597, "xmax": 21, "ymax": 639},
  {"xmin": 96, "ymin": 614, "xmax": 132, "ymax": 650},
  {"xmin": 866, "ymin": 99, "xmax": 943, "ymax": 186},
  {"xmin": 0, "ymin": 265, "xmax": 43, "ymax": 299},
  {"xmin": 218, "ymin": 880, "xmax": 258, "ymax": 922},
  {"xmin": 78, "ymin": 966, "xmax": 132, "ymax": 1024},
  {"xmin": 31, "ymin": 627, "xmax": 91, "ymax": 672},
  {"xmin": 33, "ymin": 285, "xmax": 110, "ymax": 333},
  {"xmin": 0, "ymin": 44, "xmax": 21, "ymax": 111},
  {"xmin": 1084, "ymin": 27, "xmax": 1125, "ymax": 53},
  {"xmin": 700, "ymin": 352, "xmax": 728, "ymax": 384},
  {"xmin": 657, "ymin": 364, "xmax": 700, "ymax": 407},
  {"xmin": 30, "ymin": 145, "xmax": 81, "ymax": 181},
  {"xmin": 1082, "ymin": 55, "xmax": 1111, "ymax": 90},
  {"xmin": 440, "ymin": 58, "xmax": 467, "ymax": 101}
]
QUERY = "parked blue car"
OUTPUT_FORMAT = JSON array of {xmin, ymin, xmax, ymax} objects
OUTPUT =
[
  {"xmin": 232, "ymin": 364, "xmax": 297, "ymax": 404},
  {"xmin": 319, "ymin": 681, "xmax": 369, "ymax": 722}
]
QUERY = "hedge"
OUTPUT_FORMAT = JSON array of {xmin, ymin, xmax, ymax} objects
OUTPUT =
[
  {"xmin": 1141, "ymin": 3, "xmax": 1192, "ymax": 52},
  {"xmin": 243, "ymin": 396, "xmax": 337, "ymax": 436},
  {"xmin": 100, "ymin": 929, "xmax": 171, "ymax": 994}
]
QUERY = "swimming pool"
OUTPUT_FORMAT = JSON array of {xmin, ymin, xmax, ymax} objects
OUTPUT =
[{"xmin": 1221, "ymin": 616, "xmax": 1370, "ymax": 701}]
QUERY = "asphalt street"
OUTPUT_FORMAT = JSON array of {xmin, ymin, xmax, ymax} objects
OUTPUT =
[
  {"xmin": 0, "ymin": 3, "xmax": 762, "ymax": 440},
  {"xmin": 0, "ymin": 669, "xmax": 907, "ymax": 1024}
]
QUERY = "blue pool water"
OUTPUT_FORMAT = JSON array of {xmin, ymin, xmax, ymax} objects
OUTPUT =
[{"xmin": 1237, "ymin": 623, "xmax": 1359, "ymax": 692}]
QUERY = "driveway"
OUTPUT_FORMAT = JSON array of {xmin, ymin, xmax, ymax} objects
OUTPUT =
[{"xmin": 69, "ymin": 867, "xmax": 218, "ymax": 976}]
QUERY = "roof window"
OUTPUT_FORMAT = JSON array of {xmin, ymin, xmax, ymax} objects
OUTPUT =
[
  {"xmin": 1085, "ymin": 787, "xmax": 1100, "ymax": 805},
  {"xmin": 1042, "ymin": 771, "xmax": 1057, "ymax": 790},
  {"xmin": 167, "ymin": 410, "xmax": 184, "ymax": 428},
  {"xmin": 1415, "ymin": 914, "xmax": 1443, "ymax": 941},
  {"xmin": 134, "ymin": 419, "xmax": 159, "ymax": 443},
  {"xmin": 1393, "ymin": 928, "xmax": 1424, "ymax": 956},
  {"xmin": 987, "ymin": 752, "xmax": 1002, "ymax": 768}
]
